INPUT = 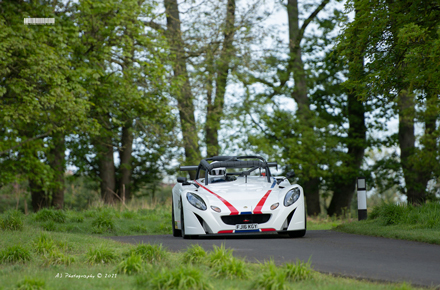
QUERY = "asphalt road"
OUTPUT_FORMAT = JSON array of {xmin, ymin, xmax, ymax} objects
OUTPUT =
[{"xmin": 108, "ymin": 230, "xmax": 440, "ymax": 288}]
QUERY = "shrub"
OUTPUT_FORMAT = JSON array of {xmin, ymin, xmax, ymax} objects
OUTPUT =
[
  {"xmin": 208, "ymin": 244, "xmax": 233, "ymax": 267},
  {"xmin": 16, "ymin": 277, "xmax": 45, "ymax": 290},
  {"xmin": 128, "ymin": 225, "xmax": 149, "ymax": 234},
  {"xmin": 0, "ymin": 245, "xmax": 31, "ymax": 263},
  {"xmin": 33, "ymin": 233, "xmax": 56, "ymax": 255},
  {"xmin": 129, "ymin": 244, "xmax": 168, "ymax": 264},
  {"xmin": 35, "ymin": 208, "xmax": 66, "ymax": 223},
  {"xmin": 182, "ymin": 245, "xmax": 207, "ymax": 265},
  {"xmin": 70, "ymin": 215, "xmax": 84, "ymax": 223},
  {"xmin": 212, "ymin": 256, "xmax": 249, "ymax": 279},
  {"xmin": 41, "ymin": 221, "xmax": 56, "ymax": 232},
  {"xmin": 91, "ymin": 212, "xmax": 115, "ymax": 232},
  {"xmin": 86, "ymin": 245, "xmax": 118, "ymax": 265},
  {"xmin": 122, "ymin": 211, "xmax": 138, "ymax": 219},
  {"xmin": 116, "ymin": 254, "xmax": 143, "ymax": 275},
  {"xmin": 139, "ymin": 266, "xmax": 213, "ymax": 290},
  {"xmin": 283, "ymin": 259, "xmax": 313, "ymax": 281},
  {"xmin": 0, "ymin": 210, "xmax": 24, "ymax": 231}
]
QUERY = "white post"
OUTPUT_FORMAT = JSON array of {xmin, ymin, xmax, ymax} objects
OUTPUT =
[{"xmin": 357, "ymin": 177, "xmax": 367, "ymax": 221}]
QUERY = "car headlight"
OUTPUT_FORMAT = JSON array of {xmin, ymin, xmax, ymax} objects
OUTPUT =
[
  {"xmin": 186, "ymin": 192, "xmax": 207, "ymax": 211},
  {"xmin": 284, "ymin": 188, "xmax": 300, "ymax": 207}
]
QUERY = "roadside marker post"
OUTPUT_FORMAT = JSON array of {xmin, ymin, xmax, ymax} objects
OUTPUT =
[{"xmin": 357, "ymin": 177, "xmax": 367, "ymax": 221}]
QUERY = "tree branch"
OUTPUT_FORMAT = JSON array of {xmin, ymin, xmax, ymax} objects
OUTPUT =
[
  {"xmin": 0, "ymin": 129, "xmax": 54, "ymax": 156},
  {"xmin": 143, "ymin": 20, "xmax": 165, "ymax": 32},
  {"xmin": 297, "ymin": 0, "xmax": 330, "ymax": 44}
]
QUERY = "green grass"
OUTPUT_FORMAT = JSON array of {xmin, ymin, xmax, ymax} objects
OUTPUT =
[
  {"xmin": 335, "ymin": 203, "xmax": 440, "ymax": 245},
  {"xmin": 0, "ymin": 201, "xmax": 434, "ymax": 290},
  {"xmin": 0, "ymin": 204, "xmax": 172, "ymax": 237}
]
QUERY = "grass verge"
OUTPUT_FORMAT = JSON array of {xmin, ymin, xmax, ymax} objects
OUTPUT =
[
  {"xmin": 0, "ymin": 223, "xmax": 428, "ymax": 290},
  {"xmin": 335, "ymin": 203, "xmax": 440, "ymax": 245}
]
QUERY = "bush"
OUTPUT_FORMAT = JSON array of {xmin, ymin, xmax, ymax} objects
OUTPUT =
[
  {"xmin": 129, "ymin": 244, "xmax": 168, "ymax": 264},
  {"xmin": 86, "ymin": 245, "xmax": 118, "ymax": 265},
  {"xmin": 41, "ymin": 221, "xmax": 57, "ymax": 232},
  {"xmin": 369, "ymin": 203, "xmax": 440, "ymax": 228},
  {"xmin": 122, "ymin": 211, "xmax": 138, "ymax": 220},
  {"xmin": 35, "ymin": 208, "xmax": 66, "ymax": 223},
  {"xmin": 116, "ymin": 254, "xmax": 143, "ymax": 275},
  {"xmin": 16, "ymin": 277, "xmax": 45, "ymax": 290},
  {"xmin": 128, "ymin": 225, "xmax": 149, "ymax": 234},
  {"xmin": 182, "ymin": 245, "xmax": 207, "ymax": 265},
  {"xmin": 91, "ymin": 212, "xmax": 115, "ymax": 232},
  {"xmin": 139, "ymin": 266, "xmax": 213, "ymax": 290},
  {"xmin": 0, "ymin": 209, "xmax": 24, "ymax": 231},
  {"xmin": 0, "ymin": 245, "xmax": 31, "ymax": 263}
]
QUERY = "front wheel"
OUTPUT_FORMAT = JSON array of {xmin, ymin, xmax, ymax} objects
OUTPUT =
[
  {"xmin": 172, "ymin": 198, "xmax": 181, "ymax": 237},
  {"xmin": 288, "ymin": 209, "xmax": 307, "ymax": 238}
]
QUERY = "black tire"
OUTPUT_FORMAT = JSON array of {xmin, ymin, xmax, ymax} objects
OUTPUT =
[
  {"xmin": 172, "ymin": 198, "xmax": 181, "ymax": 237},
  {"xmin": 288, "ymin": 208, "xmax": 307, "ymax": 238},
  {"xmin": 180, "ymin": 199, "xmax": 189, "ymax": 239}
]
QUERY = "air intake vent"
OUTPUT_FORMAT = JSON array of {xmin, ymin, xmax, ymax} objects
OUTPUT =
[{"xmin": 221, "ymin": 214, "xmax": 271, "ymax": 225}]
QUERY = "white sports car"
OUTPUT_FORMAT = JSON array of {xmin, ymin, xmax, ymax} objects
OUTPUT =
[{"xmin": 171, "ymin": 156, "xmax": 306, "ymax": 239}]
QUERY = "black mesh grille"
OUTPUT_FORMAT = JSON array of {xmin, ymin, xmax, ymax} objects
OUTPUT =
[{"xmin": 221, "ymin": 214, "xmax": 271, "ymax": 225}]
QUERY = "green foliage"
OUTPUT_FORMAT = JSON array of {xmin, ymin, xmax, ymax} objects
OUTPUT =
[
  {"xmin": 0, "ymin": 245, "xmax": 31, "ymax": 263},
  {"xmin": 40, "ymin": 221, "xmax": 57, "ymax": 232},
  {"xmin": 212, "ymin": 256, "xmax": 249, "ymax": 279},
  {"xmin": 32, "ymin": 233, "xmax": 56, "ymax": 255},
  {"xmin": 369, "ymin": 203, "xmax": 440, "ymax": 228},
  {"xmin": 128, "ymin": 244, "xmax": 168, "ymax": 264},
  {"xmin": 42, "ymin": 250, "xmax": 75, "ymax": 266},
  {"xmin": 0, "ymin": 209, "xmax": 24, "ymax": 231},
  {"xmin": 208, "ymin": 244, "xmax": 234, "ymax": 267},
  {"xmin": 251, "ymin": 260, "xmax": 288, "ymax": 290},
  {"xmin": 35, "ymin": 209, "xmax": 66, "ymax": 223},
  {"xmin": 182, "ymin": 245, "xmax": 207, "ymax": 265},
  {"xmin": 91, "ymin": 212, "xmax": 115, "ymax": 232},
  {"xmin": 283, "ymin": 259, "xmax": 313, "ymax": 282},
  {"xmin": 86, "ymin": 245, "xmax": 118, "ymax": 265},
  {"xmin": 116, "ymin": 254, "xmax": 143, "ymax": 275},
  {"xmin": 139, "ymin": 266, "xmax": 213, "ymax": 290},
  {"xmin": 16, "ymin": 277, "xmax": 45, "ymax": 290}
]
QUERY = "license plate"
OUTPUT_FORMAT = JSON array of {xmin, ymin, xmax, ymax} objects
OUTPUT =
[{"xmin": 235, "ymin": 224, "xmax": 258, "ymax": 230}]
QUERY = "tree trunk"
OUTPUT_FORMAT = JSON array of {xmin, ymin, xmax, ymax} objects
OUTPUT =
[
  {"xmin": 29, "ymin": 178, "xmax": 48, "ymax": 212},
  {"xmin": 398, "ymin": 90, "xmax": 426, "ymax": 205},
  {"xmin": 303, "ymin": 177, "xmax": 320, "ymax": 216},
  {"xmin": 119, "ymin": 121, "xmax": 133, "ymax": 200},
  {"xmin": 287, "ymin": 0, "xmax": 324, "ymax": 215},
  {"xmin": 49, "ymin": 132, "xmax": 65, "ymax": 209},
  {"xmin": 95, "ymin": 131, "xmax": 116, "ymax": 204},
  {"xmin": 327, "ymin": 94, "xmax": 366, "ymax": 216},
  {"xmin": 164, "ymin": 0, "xmax": 201, "ymax": 177},
  {"xmin": 205, "ymin": 0, "xmax": 236, "ymax": 157}
]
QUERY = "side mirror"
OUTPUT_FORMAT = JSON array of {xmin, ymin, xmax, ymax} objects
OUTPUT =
[
  {"xmin": 286, "ymin": 171, "xmax": 295, "ymax": 179},
  {"xmin": 177, "ymin": 177, "xmax": 187, "ymax": 183}
]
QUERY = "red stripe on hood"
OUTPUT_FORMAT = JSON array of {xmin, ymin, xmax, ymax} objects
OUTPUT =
[
  {"xmin": 253, "ymin": 190, "xmax": 272, "ymax": 214},
  {"xmin": 195, "ymin": 181, "xmax": 239, "ymax": 215}
]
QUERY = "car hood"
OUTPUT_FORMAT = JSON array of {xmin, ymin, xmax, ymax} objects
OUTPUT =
[{"xmin": 196, "ymin": 177, "xmax": 280, "ymax": 213}]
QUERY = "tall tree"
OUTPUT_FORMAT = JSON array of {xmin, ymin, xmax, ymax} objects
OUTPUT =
[
  {"xmin": 338, "ymin": 0, "xmax": 440, "ymax": 205},
  {"xmin": 0, "ymin": 0, "xmax": 91, "ymax": 211},
  {"xmin": 164, "ymin": 0, "xmax": 201, "ymax": 175},
  {"xmin": 205, "ymin": 0, "xmax": 236, "ymax": 157}
]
